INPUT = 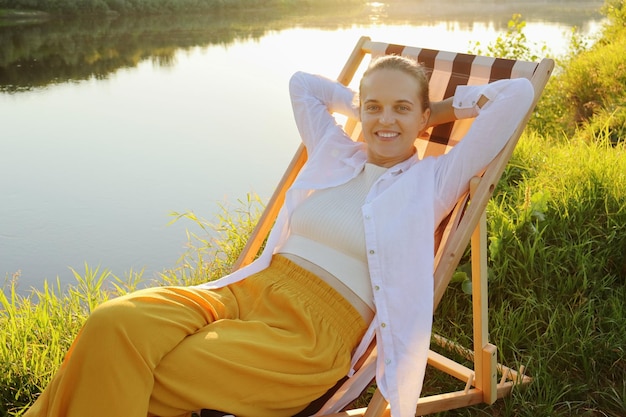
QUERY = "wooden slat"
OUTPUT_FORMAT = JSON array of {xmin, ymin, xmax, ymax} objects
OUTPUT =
[
  {"xmin": 469, "ymin": 177, "xmax": 490, "ymax": 397},
  {"xmin": 427, "ymin": 349, "xmax": 474, "ymax": 382},
  {"xmin": 324, "ymin": 378, "xmax": 525, "ymax": 417},
  {"xmin": 362, "ymin": 390, "xmax": 388, "ymax": 417},
  {"xmin": 481, "ymin": 344, "xmax": 498, "ymax": 404}
]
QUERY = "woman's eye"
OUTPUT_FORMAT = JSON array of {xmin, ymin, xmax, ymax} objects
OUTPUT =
[{"xmin": 366, "ymin": 105, "xmax": 380, "ymax": 112}]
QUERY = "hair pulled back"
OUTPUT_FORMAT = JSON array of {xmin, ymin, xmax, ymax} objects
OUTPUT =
[{"xmin": 359, "ymin": 55, "xmax": 430, "ymax": 112}]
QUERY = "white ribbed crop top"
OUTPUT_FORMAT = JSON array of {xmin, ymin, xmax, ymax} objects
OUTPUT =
[{"xmin": 278, "ymin": 163, "xmax": 388, "ymax": 309}]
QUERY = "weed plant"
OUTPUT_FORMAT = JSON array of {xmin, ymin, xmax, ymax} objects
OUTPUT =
[
  {"xmin": 2, "ymin": 1, "xmax": 626, "ymax": 416},
  {"xmin": 530, "ymin": 0, "xmax": 626, "ymax": 140}
]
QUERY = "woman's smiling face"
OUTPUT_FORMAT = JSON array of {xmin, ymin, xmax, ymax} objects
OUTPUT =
[{"xmin": 360, "ymin": 67, "xmax": 430, "ymax": 168}]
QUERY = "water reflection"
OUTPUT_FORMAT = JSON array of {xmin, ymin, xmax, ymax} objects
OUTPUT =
[
  {"xmin": 0, "ymin": 0, "xmax": 606, "ymax": 291},
  {"xmin": 0, "ymin": 1, "xmax": 604, "ymax": 92},
  {"xmin": 0, "ymin": 12, "xmax": 261, "ymax": 92}
]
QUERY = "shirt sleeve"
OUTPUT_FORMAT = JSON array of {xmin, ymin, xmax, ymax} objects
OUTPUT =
[
  {"xmin": 434, "ymin": 77, "xmax": 535, "ymax": 217},
  {"xmin": 289, "ymin": 71, "xmax": 359, "ymax": 152},
  {"xmin": 452, "ymin": 79, "xmax": 512, "ymax": 119}
]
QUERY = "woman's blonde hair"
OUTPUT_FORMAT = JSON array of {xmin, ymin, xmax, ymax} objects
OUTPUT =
[{"xmin": 359, "ymin": 55, "xmax": 430, "ymax": 112}]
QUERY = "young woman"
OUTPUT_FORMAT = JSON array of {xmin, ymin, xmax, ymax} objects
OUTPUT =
[{"xmin": 24, "ymin": 55, "xmax": 534, "ymax": 417}]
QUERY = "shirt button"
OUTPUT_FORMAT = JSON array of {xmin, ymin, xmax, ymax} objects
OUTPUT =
[
  {"xmin": 385, "ymin": 359, "xmax": 392, "ymax": 365},
  {"xmin": 369, "ymin": 250, "xmax": 375, "ymax": 254},
  {"xmin": 364, "ymin": 215, "xmax": 371, "ymax": 219},
  {"xmin": 381, "ymin": 323, "xmax": 387, "ymax": 328},
  {"xmin": 374, "ymin": 285, "xmax": 380, "ymax": 291}
]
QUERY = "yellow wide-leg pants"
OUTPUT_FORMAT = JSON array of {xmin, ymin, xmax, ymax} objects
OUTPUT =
[{"xmin": 24, "ymin": 255, "xmax": 367, "ymax": 417}]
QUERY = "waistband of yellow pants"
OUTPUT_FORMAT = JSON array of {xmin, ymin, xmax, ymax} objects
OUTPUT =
[{"xmin": 276, "ymin": 253, "xmax": 375, "ymax": 324}]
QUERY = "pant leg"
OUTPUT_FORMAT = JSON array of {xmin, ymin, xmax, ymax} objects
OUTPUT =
[
  {"xmin": 24, "ymin": 285, "xmax": 238, "ymax": 417},
  {"xmin": 148, "ymin": 257, "xmax": 367, "ymax": 417},
  {"xmin": 24, "ymin": 256, "xmax": 366, "ymax": 417}
]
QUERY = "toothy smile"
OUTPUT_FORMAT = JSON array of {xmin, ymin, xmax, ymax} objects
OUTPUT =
[{"xmin": 377, "ymin": 131, "xmax": 399, "ymax": 139}]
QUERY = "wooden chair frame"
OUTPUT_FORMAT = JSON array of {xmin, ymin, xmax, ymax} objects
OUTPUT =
[{"xmin": 231, "ymin": 36, "xmax": 554, "ymax": 416}]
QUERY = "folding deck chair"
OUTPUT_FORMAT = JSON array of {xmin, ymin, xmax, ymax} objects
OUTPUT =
[{"xmin": 230, "ymin": 36, "xmax": 554, "ymax": 416}]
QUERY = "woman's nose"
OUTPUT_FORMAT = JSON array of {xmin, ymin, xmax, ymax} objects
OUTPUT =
[{"xmin": 379, "ymin": 109, "xmax": 395, "ymax": 124}]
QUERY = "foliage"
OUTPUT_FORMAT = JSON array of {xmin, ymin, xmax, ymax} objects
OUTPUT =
[
  {"xmin": 468, "ymin": 13, "xmax": 556, "ymax": 134},
  {"xmin": 603, "ymin": 0, "xmax": 626, "ymax": 35},
  {"xmin": 470, "ymin": 4, "xmax": 626, "ymax": 144},
  {"xmin": 163, "ymin": 193, "xmax": 265, "ymax": 286},
  {"xmin": 543, "ymin": 29, "xmax": 626, "ymax": 137},
  {"xmin": 545, "ymin": 0, "xmax": 625, "ymax": 140},
  {"xmin": 468, "ymin": 13, "xmax": 548, "ymax": 62},
  {"xmin": 1, "ymin": 273, "xmax": 93, "ymax": 416}
]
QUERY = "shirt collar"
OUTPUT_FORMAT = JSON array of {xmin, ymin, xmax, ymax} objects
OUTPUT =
[
  {"xmin": 351, "ymin": 146, "xmax": 419, "ymax": 178},
  {"xmin": 388, "ymin": 152, "xmax": 419, "ymax": 176}
]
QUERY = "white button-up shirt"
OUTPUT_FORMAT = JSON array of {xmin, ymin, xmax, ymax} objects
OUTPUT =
[{"xmin": 197, "ymin": 71, "xmax": 534, "ymax": 417}]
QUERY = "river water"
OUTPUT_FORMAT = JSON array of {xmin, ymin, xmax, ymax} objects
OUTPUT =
[{"xmin": 0, "ymin": 0, "xmax": 606, "ymax": 292}]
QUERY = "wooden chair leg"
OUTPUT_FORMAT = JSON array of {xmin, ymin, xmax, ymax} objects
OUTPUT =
[
  {"xmin": 470, "ymin": 177, "xmax": 497, "ymax": 405},
  {"xmin": 362, "ymin": 389, "xmax": 389, "ymax": 417}
]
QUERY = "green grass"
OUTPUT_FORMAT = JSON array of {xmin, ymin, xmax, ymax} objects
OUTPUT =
[
  {"xmin": 427, "ymin": 132, "xmax": 626, "ymax": 417},
  {"xmin": 2, "ymin": 1, "xmax": 626, "ymax": 416}
]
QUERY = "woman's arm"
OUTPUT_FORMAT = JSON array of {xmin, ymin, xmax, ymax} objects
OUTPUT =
[
  {"xmin": 289, "ymin": 71, "xmax": 358, "ymax": 150},
  {"xmin": 427, "ymin": 97, "xmax": 455, "ymax": 128},
  {"xmin": 434, "ymin": 77, "xmax": 535, "ymax": 216},
  {"xmin": 427, "ymin": 94, "xmax": 489, "ymax": 128}
]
